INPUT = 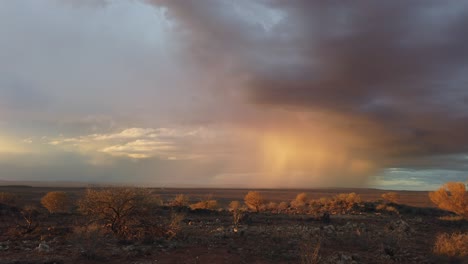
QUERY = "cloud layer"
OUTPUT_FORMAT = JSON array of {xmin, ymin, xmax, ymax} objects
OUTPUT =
[
  {"xmin": 1, "ymin": 1, "xmax": 467, "ymax": 189},
  {"xmin": 150, "ymin": 1, "xmax": 468, "ymax": 169}
]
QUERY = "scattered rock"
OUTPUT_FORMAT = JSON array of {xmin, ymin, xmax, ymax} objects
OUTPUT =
[
  {"xmin": 324, "ymin": 225, "xmax": 335, "ymax": 234},
  {"xmin": 0, "ymin": 243, "xmax": 9, "ymax": 251},
  {"xmin": 325, "ymin": 252, "xmax": 358, "ymax": 264},
  {"xmin": 386, "ymin": 219, "xmax": 412, "ymax": 234},
  {"xmin": 36, "ymin": 241, "xmax": 50, "ymax": 252}
]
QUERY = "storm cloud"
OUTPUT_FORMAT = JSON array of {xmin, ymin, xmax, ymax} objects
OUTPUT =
[{"xmin": 150, "ymin": 0, "xmax": 468, "ymax": 169}]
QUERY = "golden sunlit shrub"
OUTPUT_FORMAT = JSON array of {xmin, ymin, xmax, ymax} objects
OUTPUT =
[
  {"xmin": 291, "ymin": 192, "xmax": 308, "ymax": 211},
  {"xmin": 78, "ymin": 188, "xmax": 152, "ymax": 238},
  {"xmin": 376, "ymin": 204, "xmax": 399, "ymax": 215},
  {"xmin": 267, "ymin": 202, "xmax": 278, "ymax": 211},
  {"xmin": 327, "ymin": 193, "xmax": 362, "ymax": 213},
  {"xmin": 189, "ymin": 200, "xmax": 218, "ymax": 210},
  {"xmin": 170, "ymin": 194, "xmax": 189, "ymax": 207},
  {"xmin": 166, "ymin": 212, "xmax": 185, "ymax": 240},
  {"xmin": 433, "ymin": 232, "xmax": 468, "ymax": 257},
  {"xmin": 381, "ymin": 192, "xmax": 400, "ymax": 204},
  {"xmin": 438, "ymin": 215, "xmax": 464, "ymax": 221},
  {"xmin": 229, "ymin": 200, "xmax": 246, "ymax": 227},
  {"xmin": 229, "ymin": 200, "xmax": 242, "ymax": 211},
  {"xmin": 0, "ymin": 192, "xmax": 17, "ymax": 206},
  {"xmin": 41, "ymin": 191, "xmax": 71, "ymax": 213},
  {"xmin": 244, "ymin": 191, "xmax": 264, "ymax": 212},
  {"xmin": 277, "ymin": 201, "xmax": 289, "ymax": 212},
  {"xmin": 318, "ymin": 197, "xmax": 329, "ymax": 205},
  {"xmin": 429, "ymin": 182, "xmax": 468, "ymax": 219}
]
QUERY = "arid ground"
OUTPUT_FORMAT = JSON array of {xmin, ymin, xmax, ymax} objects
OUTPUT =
[{"xmin": 0, "ymin": 186, "xmax": 467, "ymax": 264}]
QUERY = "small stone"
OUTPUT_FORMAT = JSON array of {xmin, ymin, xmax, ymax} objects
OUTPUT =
[{"xmin": 36, "ymin": 242, "xmax": 50, "ymax": 252}]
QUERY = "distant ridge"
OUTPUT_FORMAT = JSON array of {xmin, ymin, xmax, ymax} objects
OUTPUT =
[
  {"xmin": 0, "ymin": 179, "xmax": 432, "ymax": 191},
  {"xmin": 0, "ymin": 179, "xmax": 102, "ymax": 188}
]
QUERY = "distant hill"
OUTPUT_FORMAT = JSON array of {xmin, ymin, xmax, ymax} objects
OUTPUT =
[{"xmin": 0, "ymin": 179, "xmax": 98, "ymax": 188}]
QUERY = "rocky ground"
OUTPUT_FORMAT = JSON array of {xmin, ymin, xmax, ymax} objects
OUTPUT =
[
  {"xmin": 1, "ymin": 210, "xmax": 467, "ymax": 263},
  {"xmin": 0, "ymin": 187, "xmax": 467, "ymax": 264}
]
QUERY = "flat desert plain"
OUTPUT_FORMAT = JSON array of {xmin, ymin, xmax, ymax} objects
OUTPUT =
[{"xmin": 0, "ymin": 186, "xmax": 467, "ymax": 264}]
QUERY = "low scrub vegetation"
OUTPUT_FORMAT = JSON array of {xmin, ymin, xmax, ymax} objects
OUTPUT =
[
  {"xmin": 189, "ymin": 199, "xmax": 218, "ymax": 210},
  {"xmin": 170, "ymin": 194, "xmax": 189, "ymax": 207},
  {"xmin": 381, "ymin": 192, "xmax": 400, "ymax": 204},
  {"xmin": 244, "ymin": 191, "xmax": 264, "ymax": 212},
  {"xmin": 433, "ymin": 232, "xmax": 468, "ymax": 257},
  {"xmin": 429, "ymin": 182, "xmax": 468, "ymax": 219},
  {"xmin": 0, "ymin": 185, "xmax": 466, "ymax": 263},
  {"xmin": 41, "ymin": 191, "xmax": 71, "ymax": 213},
  {"xmin": 78, "ymin": 188, "xmax": 154, "ymax": 238},
  {"xmin": 229, "ymin": 200, "xmax": 246, "ymax": 227},
  {"xmin": 0, "ymin": 192, "xmax": 17, "ymax": 206}
]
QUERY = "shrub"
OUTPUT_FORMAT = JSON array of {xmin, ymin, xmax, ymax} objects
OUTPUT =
[
  {"xmin": 0, "ymin": 192, "xmax": 17, "ymax": 206},
  {"xmin": 429, "ymin": 182, "xmax": 468, "ymax": 219},
  {"xmin": 77, "ymin": 188, "xmax": 152, "ymax": 238},
  {"xmin": 72, "ymin": 223, "xmax": 108, "ymax": 260},
  {"xmin": 377, "ymin": 204, "xmax": 399, "ymax": 215},
  {"xmin": 41, "ymin": 191, "xmax": 71, "ymax": 213},
  {"xmin": 277, "ymin": 201, "xmax": 289, "ymax": 212},
  {"xmin": 300, "ymin": 240, "xmax": 321, "ymax": 264},
  {"xmin": 433, "ymin": 232, "xmax": 468, "ymax": 257},
  {"xmin": 291, "ymin": 192, "xmax": 308, "ymax": 212},
  {"xmin": 170, "ymin": 194, "xmax": 189, "ymax": 207},
  {"xmin": 166, "ymin": 212, "xmax": 185, "ymax": 240},
  {"xmin": 18, "ymin": 205, "xmax": 40, "ymax": 234},
  {"xmin": 328, "ymin": 193, "xmax": 362, "ymax": 214},
  {"xmin": 189, "ymin": 200, "xmax": 218, "ymax": 210},
  {"xmin": 244, "ymin": 191, "xmax": 264, "ymax": 212},
  {"xmin": 381, "ymin": 192, "xmax": 400, "ymax": 204},
  {"xmin": 267, "ymin": 202, "xmax": 278, "ymax": 212},
  {"xmin": 229, "ymin": 200, "xmax": 246, "ymax": 227}
]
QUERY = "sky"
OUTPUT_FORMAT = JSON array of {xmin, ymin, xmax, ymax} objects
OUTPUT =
[{"xmin": 1, "ymin": 1, "xmax": 468, "ymax": 190}]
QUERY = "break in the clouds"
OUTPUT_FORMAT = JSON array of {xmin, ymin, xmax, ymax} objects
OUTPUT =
[{"xmin": 0, "ymin": 1, "xmax": 467, "ymax": 189}]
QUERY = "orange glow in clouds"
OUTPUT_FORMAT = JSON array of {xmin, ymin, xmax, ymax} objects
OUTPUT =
[{"xmin": 256, "ymin": 128, "xmax": 377, "ymax": 187}]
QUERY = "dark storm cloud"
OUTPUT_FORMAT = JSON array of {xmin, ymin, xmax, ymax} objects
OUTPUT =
[{"xmin": 149, "ymin": 0, "xmax": 468, "ymax": 167}]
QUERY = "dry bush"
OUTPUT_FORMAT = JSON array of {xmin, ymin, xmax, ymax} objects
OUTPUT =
[
  {"xmin": 229, "ymin": 200, "xmax": 246, "ymax": 227},
  {"xmin": 291, "ymin": 192, "xmax": 308, "ymax": 212},
  {"xmin": 267, "ymin": 202, "xmax": 278, "ymax": 212},
  {"xmin": 166, "ymin": 212, "xmax": 185, "ymax": 240},
  {"xmin": 244, "ymin": 191, "xmax": 264, "ymax": 212},
  {"xmin": 189, "ymin": 199, "xmax": 218, "ymax": 210},
  {"xmin": 77, "ymin": 188, "xmax": 153, "ymax": 238},
  {"xmin": 277, "ymin": 201, "xmax": 289, "ymax": 212},
  {"xmin": 17, "ymin": 205, "xmax": 40, "ymax": 234},
  {"xmin": 300, "ymin": 240, "xmax": 321, "ymax": 264},
  {"xmin": 429, "ymin": 182, "xmax": 468, "ymax": 219},
  {"xmin": 72, "ymin": 223, "xmax": 108, "ymax": 260},
  {"xmin": 41, "ymin": 191, "xmax": 71, "ymax": 213},
  {"xmin": 0, "ymin": 192, "xmax": 17, "ymax": 206},
  {"xmin": 327, "ymin": 193, "xmax": 362, "ymax": 214},
  {"xmin": 229, "ymin": 200, "xmax": 242, "ymax": 211},
  {"xmin": 438, "ymin": 215, "xmax": 465, "ymax": 221},
  {"xmin": 433, "ymin": 232, "xmax": 468, "ymax": 257},
  {"xmin": 382, "ymin": 192, "xmax": 400, "ymax": 204},
  {"xmin": 170, "ymin": 194, "xmax": 189, "ymax": 207},
  {"xmin": 376, "ymin": 204, "xmax": 400, "ymax": 215}
]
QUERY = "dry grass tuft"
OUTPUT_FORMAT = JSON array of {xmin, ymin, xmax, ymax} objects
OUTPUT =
[
  {"xmin": 189, "ymin": 200, "xmax": 218, "ymax": 210},
  {"xmin": 300, "ymin": 240, "xmax": 321, "ymax": 264},
  {"xmin": 433, "ymin": 232, "xmax": 468, "ymax": 257}
]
